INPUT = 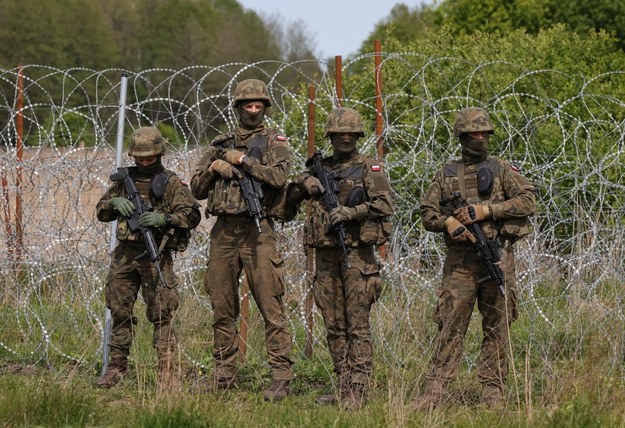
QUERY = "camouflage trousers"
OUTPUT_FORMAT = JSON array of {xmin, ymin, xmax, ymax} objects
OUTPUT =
[
  {"xmin": 204, "ymin": 216, "xmax": 294, "ymax": 382},
  {"xmin": 424, "ymin": 241, "xmax": 518, "ymax": 390},
  {"xmin": 313, "ymin": 245, "xmax": 383, "ymax": 387},
  {"xmin": 105, "ymin": 241, "xmax": 180, "ymax": 360}
]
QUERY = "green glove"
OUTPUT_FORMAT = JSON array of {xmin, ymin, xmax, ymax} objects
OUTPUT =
[
  {"xmin": 329, "ymin": 204, "xmax": 368, "ymax": 225},
  {"xmin": 138, "ymin": 211, "xmax": 166, "ymax": 228},
  {"xmin": 111, "ymin": 197, "xmax": 135, "ymax": 217},
  {"xmin": 329, "ymin": 206, "xmax": 355, "ymax": 225}
]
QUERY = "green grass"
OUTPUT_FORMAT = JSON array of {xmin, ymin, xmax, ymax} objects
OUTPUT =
[
  {"xmin": 2, "ymin": 281, "xmax": 625, "ymax": 427},
  {"xmin": 2, "ymin": 362, "xmax": 624, "ymax": 427}
]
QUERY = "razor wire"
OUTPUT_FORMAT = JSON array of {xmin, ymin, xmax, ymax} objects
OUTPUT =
[{"xmin": 1, "ymin": 55, "xmax": 624, "ymax": 380}]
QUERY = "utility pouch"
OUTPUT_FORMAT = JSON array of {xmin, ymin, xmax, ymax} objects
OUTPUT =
[{"xmin": 477, "ymin": 167, "xmax": 494, "ymax": 196}]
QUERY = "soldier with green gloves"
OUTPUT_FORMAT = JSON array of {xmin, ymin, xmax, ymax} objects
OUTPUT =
[
  {"xmin": 190, "ymin": 79, "xmax": 295, "ymax": 402},
  {"xmin": 414, "ymin": 107, "xmax": 536, "ymax": 411},
  {"xmin": 289, "ymin": 107, "xmax": 395, "ymax": 410},
  {"xmin": 96, "ymin": 127, "xmax": 201, "ymax": 389}
]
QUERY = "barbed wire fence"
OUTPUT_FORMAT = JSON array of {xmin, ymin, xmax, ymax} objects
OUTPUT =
[{"xmin": 1, "ymin": 55, "xmax": 625, "ymax": 389}]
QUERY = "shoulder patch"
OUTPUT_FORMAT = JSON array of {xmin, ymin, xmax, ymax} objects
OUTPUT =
[
  {"xmin": 371, "ymin": 164, "xmax": 381, "ymax": 172},
  {"xmin": 180, "ymin": 180, "xmax": 189, "ymax": 187},
  {"xmin": 510, "ymin": 163, "xmax": 521, "ymax": 172},
  {"xmin": 275, "ymin": 134, "xmax": 287, "ymax": 142}
]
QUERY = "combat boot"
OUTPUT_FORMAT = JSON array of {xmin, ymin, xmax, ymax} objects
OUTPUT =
[
  {"xmin": 263, "ymin": 380, "xmax": 290, "ymax": 402},
  {"xmin": 316, "ymin": 372, "xmax": 348, "ymax": 405},
  {"xmin": 96, "ymin": 356, "xmax": 128, "ymax": 388},
  {"xmin": 481, "ymin": 384, "xmax": 504, "ymax": 409},
  {"xmin": 340, "ymin": 383, "xmax": 365, "ymax": 411},
  {"xmin": 190, "ymin": 372, "xmax": 236, "ymax": 394},
  {"xmin": 411, "ymin": 379, "xmax": 446, "ymax": 412}
]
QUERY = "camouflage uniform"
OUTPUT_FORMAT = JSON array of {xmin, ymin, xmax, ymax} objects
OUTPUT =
[
  {"xmin": 292, "ymin": 108, "xmax": 395, "ymax": 407},
  {"xmin": 416, "ymin": 108, "xmax": 536, "ymax": 410},
  {"xmin": 96, "ymin": 127, "xmax": 201, "ymax": 388},
  {"xmin": 190, "ymin": 79, "xmax": 294, "ymax": 400}
]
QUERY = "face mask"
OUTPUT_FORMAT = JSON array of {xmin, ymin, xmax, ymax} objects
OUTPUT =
[
  {"xmin": 238, "ymin": 105, "xmax": 265, "ymax": 129},
  {"xmin": 330, "ymin": 133, "xmax": 358, "ymax": 155},
  {"xmin": 460, "ymin": 136, "xmax": 488, "ymax": 163},
  {"xmin": 135, "ymin": 157, "xmax": 162, "ymax": 177}
]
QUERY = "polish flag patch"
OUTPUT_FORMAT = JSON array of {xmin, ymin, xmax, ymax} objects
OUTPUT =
[
  {"xmin": 371, "ymin": 164, "xmax": 381, "ymax": 172},
  {"xmin": 180, "ymin": 180, "xmax": 189, "ymax": 187},
  {"xmin": 276, "ymin": 134, "xmax": 286, "ymax": 141}
]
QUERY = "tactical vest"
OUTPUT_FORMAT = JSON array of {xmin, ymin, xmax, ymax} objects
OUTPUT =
[
  {"xmin": 305, "ymin": 156, "xmax": 391, "ymax": 248},
  {"xmin": 442, "ymin": 157, "xmax": 530, "ymax": 243},
  {"xmin": 204, "ymin": 132, "xmax": 282, "ymax": 218},
  {"xmin": 115, "ymin": 168, "xmax": 190, "ymax": 251}
]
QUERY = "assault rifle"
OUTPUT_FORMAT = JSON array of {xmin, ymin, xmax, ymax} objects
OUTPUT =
[
  {"xmin": 234, "ymin": 147, "xmax": 264, "ymax": 233},
  {"xmin": 306, "ymin": 149, "xmax": 351, "ymax": 268},
  {"xmin": 440, "ymin": 191, "xmax": 506, "ymax": 296},
  {"xmin": 110, "ymin": 167, "xmax": 168, "ymax": 287},
  {"xmin": 213, "ymin": 145, "xmax": 265, "ymax": 233}
]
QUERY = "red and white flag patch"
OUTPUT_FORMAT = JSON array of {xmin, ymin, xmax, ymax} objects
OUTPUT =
[
  {"xmin": 276, "ymin": 134, "xmax": 286, "ymax": 141},
  {"xmin": 371, "ymin": 164, "xmax": 381, "ymax": 172}
]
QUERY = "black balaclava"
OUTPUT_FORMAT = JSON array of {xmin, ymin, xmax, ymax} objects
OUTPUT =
[
  {"xmin": 237, "ymin": 104, "xmax": 266, "ymax": 130},
  {"xmin": 460, "ymin": 134, "xmax": 489, "ymax": 164},
  {"xmin": 135, "ymin": 156, "xmax": 164, "ymax": 178},
  {"xmin": 330, "ymin": 133, "xmax": 359, "ymax": 161}
]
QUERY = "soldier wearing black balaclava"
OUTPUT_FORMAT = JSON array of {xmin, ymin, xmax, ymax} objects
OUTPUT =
[
  {"xmin": 96, "ymin": 127, "xmax": 201, "ymax": 390},
  {"xmin": 415, "ymin": 108, "xmax": 536, "ymax": 411},
  {"xmin": 190, "ymin": 79, "xmax": 294, "ymax": 402}
]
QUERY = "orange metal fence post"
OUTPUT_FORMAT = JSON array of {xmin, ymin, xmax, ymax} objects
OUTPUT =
[
  {"xmin": 304, "ymin": 85, "xmax": 317, "ymax": 358},
  {"xmin": 1, "ymin": 171, "xmax": 13, "ymax": 261},
  {"xmin": 335, "ymin": 56, "xmax": 343, "ymax": 107},
  {"xmin": 238, "ymin": 275, "xmax": 251, "ymax": 362}
]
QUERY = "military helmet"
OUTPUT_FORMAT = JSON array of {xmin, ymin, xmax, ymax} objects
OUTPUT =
[
  {"xmin": 453, "ymin": 107, "xmax": 494, "ymax": 137},
  {"xmin": 232, "ymin": 79, "xmax": 272, "ymax": 107},
  {"xmin": 323, "ymin": 107, "xmax": 365, "ymax": 138},
  {"xmin": 128, "ymin": 127, "xmax": 166, "ymax": 157}
]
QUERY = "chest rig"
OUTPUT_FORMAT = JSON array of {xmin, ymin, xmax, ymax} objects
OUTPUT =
[
  {"xmin": 443, "ymin": 158, "xmax": 502, "ymax": 240},
  {"xmin": 205, "ymin": 132, "xmax": 272, "ymax": 216},
  {"xmin": 306, "ymin": 157, "xmax": 367, "ymax": 248},
  {"xmin": 115, "ymin": 167, "xmax": 171, "ymax": 241}
]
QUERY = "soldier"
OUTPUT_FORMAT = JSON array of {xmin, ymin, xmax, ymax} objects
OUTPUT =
[
  {"xmin": 190, "ymin": 79, "xmax": 294, "ymax": 402},
  {"xmin": 289, "ymin": 107, "xmax": 395, "ymax": 409},
  {"xmin": 95, "ymin": 127, "xmax": 201, "ymax": 389},
  {"xmin": 414, "ymin": 107, "xmax": 536, "ymax": 410}
]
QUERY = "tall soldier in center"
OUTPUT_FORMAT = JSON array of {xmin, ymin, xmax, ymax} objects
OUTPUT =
[
  {"xmin": 289, "ymin": 107, "xmax": 395, "ymax": 409},
  {"xmin": 190, "ymin": 79, "xmax": 294, "ymax": 402}
]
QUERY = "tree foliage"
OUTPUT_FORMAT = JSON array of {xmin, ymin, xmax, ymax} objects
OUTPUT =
[
  {"xmin": 359, "ymin": 2, "xmax": 437, "ymax": 54},
  {"xmin": 357, "ymin": 0, "xmax": 625, "ymax": 54},
  {"xmin": 0, "ymin": 0, "xmax": 309, "ymax": 70},
  {"xmin": 434, "ymin": 0, "xmax": 625, "ymax": 51}
]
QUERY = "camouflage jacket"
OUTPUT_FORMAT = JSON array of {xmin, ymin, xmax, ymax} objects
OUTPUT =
[
  {"xmin": 420, "ymin": 156, "xmax": 536, "ymax": 245},
  {"xmin": 96, "ymin": 165, "xmax": 201, "ymax": 248},
  {"xmin": 190, "ymin": 126, "xmax": 292, "ymax": 218},
  {"xmin": 295, "ymin": 150, "xmax": 395, "ymax": 248}
]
